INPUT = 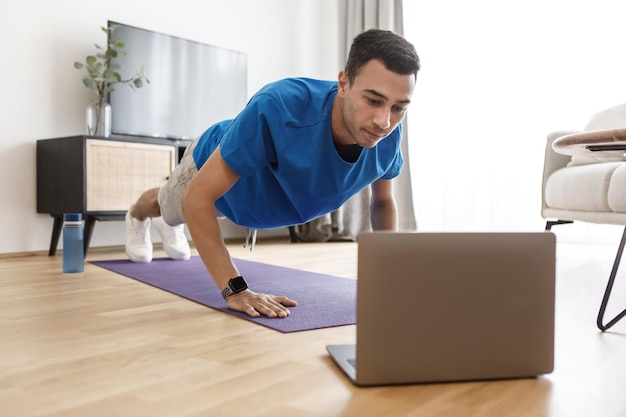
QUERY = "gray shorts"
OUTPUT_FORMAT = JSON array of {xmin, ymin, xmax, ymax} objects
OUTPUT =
[{"xmin": 158, "ymin": 137, "xmax": 200, "ymax": 226}]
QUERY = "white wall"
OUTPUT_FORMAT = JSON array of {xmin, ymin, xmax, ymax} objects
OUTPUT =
[
  {"xmin": 404, "ymin": 0, "xmax": 626, "ymax": 243},
  {"xmin": 1, "ymin": 0, "xmax": 339, "ymax": 255}
]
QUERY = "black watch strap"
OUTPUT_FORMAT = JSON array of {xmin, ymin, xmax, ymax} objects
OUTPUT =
[{"xmin": 221, "ymin": 276, "xmax": 248, "ymax": 300}]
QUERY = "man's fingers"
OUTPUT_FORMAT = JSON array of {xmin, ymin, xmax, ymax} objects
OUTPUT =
[
  {"xmin": 258, "ymin": 295, "xmax": 290, "ymax": 317},
  {"xmin": 272, "ymin": 295, "xmax": 297, "ymax": 307},
  {"xmin": 244, "ymin": 305, "xmax": 262, "ymax": 318}
]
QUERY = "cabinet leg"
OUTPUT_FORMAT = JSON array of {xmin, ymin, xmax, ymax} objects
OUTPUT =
[
  {"xmin": 48, "ymin": 216, "xmax": 62, "ymax": 256},
  {"xmin": 84, "ymin": 216, "xmax": 96, "ymax": 257}
]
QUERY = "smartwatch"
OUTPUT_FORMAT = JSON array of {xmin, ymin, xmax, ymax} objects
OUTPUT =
[{"xmin": 221, "ymin": 276, "xmax": 248, "ymax": 300}]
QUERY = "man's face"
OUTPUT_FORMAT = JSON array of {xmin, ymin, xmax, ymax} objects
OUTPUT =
[{"xmin": 335, "ymin": 59, "xmax": 415, "ymax": 148}]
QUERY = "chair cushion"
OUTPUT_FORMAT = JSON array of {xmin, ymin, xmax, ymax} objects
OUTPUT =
[
  {"xmin": 608, "ymin": 164, "xmax": 626, "ymax": 212},
  {"xmin": 545, "ymin": 163, "xmax": 623, "ymax": 211}
]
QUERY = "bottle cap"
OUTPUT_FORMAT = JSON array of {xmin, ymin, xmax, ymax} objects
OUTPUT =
[{"xmin": 63, "ymin": 213, "xmax": 82, "ymax": 222}]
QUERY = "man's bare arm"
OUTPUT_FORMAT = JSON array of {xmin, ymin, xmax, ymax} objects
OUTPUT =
[
  {"xmin": 370, "ymin": 178, "xmax": 398, "ymax": 231},
  {"xmin": 182, "ymin": 146, "xmax": 296, "ymax": 317}
]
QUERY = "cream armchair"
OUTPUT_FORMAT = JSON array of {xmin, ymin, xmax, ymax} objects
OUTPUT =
[
  {"xmin": 541, "ymin": 130, "xmax": 626, "ymax": 228},
  {"xmin": 541, "ymin": 103, "xmax": 626, "ymax": 331}
]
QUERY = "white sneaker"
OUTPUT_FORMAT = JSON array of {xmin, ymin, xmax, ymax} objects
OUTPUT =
[
  {"xmin": 125, "ymin": 212, "xmax": 153, "ymax": 263},
  {"xmin": 152, "ymin": 217, "xmax": 191, "ymax": 261}
]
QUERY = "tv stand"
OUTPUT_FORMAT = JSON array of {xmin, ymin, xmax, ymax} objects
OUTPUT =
[{"xmin": 37, "ymin": 135, "xmax": 192, "ymax": 256}]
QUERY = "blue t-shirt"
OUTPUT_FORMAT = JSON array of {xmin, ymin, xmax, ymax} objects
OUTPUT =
[{"xmin": 192, "ymin": 78, "xmax": 404, "ymax": 229}]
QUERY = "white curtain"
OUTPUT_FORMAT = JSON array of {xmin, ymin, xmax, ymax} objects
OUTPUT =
[{"xmin": 293, "ymin": 0, "xmax": 416, "ymax": 242}]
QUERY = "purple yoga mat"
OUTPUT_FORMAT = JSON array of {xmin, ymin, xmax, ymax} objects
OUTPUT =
[{"xmin": 90, "ymin": 256, "xmax": 356, "ymax": 333}]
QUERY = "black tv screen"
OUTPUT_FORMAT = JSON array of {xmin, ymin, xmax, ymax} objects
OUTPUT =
[{"xmin": 108, "ymin": 21, "xmax": 248, "ymax": 140}]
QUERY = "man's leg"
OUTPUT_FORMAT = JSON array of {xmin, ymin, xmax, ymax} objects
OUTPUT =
[
  {"xmin": 126, "ymin": 186, "xmax": 192, "ymax": 262},
  {"xmin": 126, "ymin": 138, "xmax": 199, "ymax": 263},
  {"xmin": 125, "ymin": 187, "xmax": 161, "ymax": 263},
  {"xmin": 130, "ymin": 187, "xmax": 161, "ymax": 220}
]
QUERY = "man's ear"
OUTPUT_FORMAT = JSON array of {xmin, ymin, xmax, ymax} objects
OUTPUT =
[{"xmin": 337, "ymin": 70, "xmax": 349, "ymax": 95}]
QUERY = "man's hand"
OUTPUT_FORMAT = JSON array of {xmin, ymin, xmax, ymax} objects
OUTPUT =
[{"xmin": 227, "ymin": 290, "xmax": 297, "ymax": 318}]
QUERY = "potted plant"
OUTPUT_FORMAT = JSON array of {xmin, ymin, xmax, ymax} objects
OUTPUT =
[{"xmin": 74, "ymin": 24, "xmax": 149, "ymax": 137}]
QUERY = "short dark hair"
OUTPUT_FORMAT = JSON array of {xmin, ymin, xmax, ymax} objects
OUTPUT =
[{"xmin": 345, "ymin": 29, "xmax": 420, "ymax": 85}]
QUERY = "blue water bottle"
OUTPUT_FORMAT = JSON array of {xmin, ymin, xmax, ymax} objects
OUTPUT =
[{"xmin": 62, "ymin": 213, "xmax": 84, "ymax": 273}]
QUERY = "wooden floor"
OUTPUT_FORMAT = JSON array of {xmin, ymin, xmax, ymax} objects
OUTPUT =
[{"xmin": 1, "ymin": 236, "xmax": 626, "ymax": 417}]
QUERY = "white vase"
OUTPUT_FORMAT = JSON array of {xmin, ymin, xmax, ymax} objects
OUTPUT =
[{"xmin": 86, "ymin": 99, "xmax": 112, "ymax": 137}]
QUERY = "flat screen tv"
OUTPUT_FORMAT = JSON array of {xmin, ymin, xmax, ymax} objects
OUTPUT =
[{"xmin": 108, "ymin": 21, "xmax": 248, "ymax": 140}]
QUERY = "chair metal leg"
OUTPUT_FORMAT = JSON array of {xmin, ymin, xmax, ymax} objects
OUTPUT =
[
  {"xmin": 597, "ymin": 224, "xmax": 626, "ymax": 331},
  {"xmin": 545, "ymin": 220, "xmax": 573, "ymax": 231}
]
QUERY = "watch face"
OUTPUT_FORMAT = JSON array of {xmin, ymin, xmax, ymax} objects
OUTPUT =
[{"xmin": 230, "ymin": 276, "xmax": 248, "ymax": 292}]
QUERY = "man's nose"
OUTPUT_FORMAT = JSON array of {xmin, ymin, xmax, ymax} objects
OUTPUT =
[{"xmin": 373, "ymin": 107, "xmax": 391, "ymax": 130}]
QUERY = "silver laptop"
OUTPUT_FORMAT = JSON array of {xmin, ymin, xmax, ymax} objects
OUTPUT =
[{"xmin": 327, "ymin": 232, "xmax": 556, "ymax": 386}]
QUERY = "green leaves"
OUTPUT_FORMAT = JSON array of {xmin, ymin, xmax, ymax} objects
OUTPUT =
[
  {"xmin": 82, "ymin": 77, "xmax": 95, "ymax": 89},
  {"xmin": 74, "ymin": 25, "xmax": 149, "ymax": 99}
]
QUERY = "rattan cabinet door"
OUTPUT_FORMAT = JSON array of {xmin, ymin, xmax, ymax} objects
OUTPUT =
[{"xmin": 85, "ymin": 139, "xmax": 175, "ymax": 211}]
